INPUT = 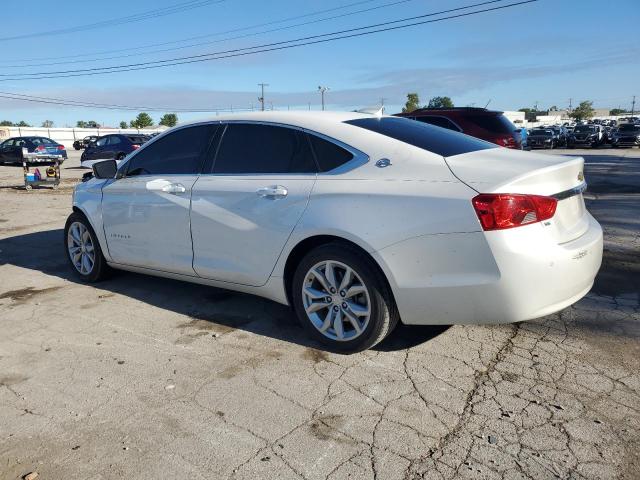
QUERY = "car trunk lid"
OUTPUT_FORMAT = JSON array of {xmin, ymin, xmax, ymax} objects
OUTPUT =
[{"xmin": 445, "ymin": 148, "xmax": 589, "ymax": 244}]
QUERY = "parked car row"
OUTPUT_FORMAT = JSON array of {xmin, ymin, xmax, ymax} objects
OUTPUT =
[
  {"xmin": 0, "ymin": 136, "xmax": 68, "ymax": 166},
  {"xmin": 80, "ymin": 134, "xmax": 151, "ymax": 168}
]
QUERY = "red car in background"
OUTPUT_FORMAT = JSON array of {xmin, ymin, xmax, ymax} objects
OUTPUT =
[{"xmin": 395, "ymin": 107, "xmax": 521, "ymax": 149}]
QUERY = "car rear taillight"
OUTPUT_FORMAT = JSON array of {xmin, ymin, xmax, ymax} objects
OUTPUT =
[
  {"xmin": 132, "ymin": 144, "xmax": 140, "ymax": 150},
  {"xmin": 472, "ymin": 194, "xmax": 557, "ymax": 231},
  {"xmin": 495, "ymin": 135, "xmax": 518, "ymax": 149},
  {"xmin": 57, "ymin": 145, "xmax": 65, "ymax": 150},
  {"xmin": 35, "ymin": 145, "xmax": 45, "ymax": 152}
]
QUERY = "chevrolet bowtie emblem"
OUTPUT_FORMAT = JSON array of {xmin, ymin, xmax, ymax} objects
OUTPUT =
[{"xmin": 577, "ymin": 171, "xmax": 584, "ymax": 182}]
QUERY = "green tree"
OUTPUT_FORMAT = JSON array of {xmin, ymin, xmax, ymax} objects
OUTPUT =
[
  {"xmin": 402, "ymin": 93, "xmax": 421, "ymax": 113},
  {"xmin": 609, "ymin": 108, "xmax": 626, "ymax": 116},
  {"xmin": 119, "ymin": 121, "xmax": 128, "ymax": 129},
  {"xmin": 159, "ymin": 113, "xmax": 178, "ymax": 127},
  {"xmin": 17, "ymin": 121, "xmax": 31, "ymax": 127},
  {"xmin": 518, "ymin": 107, "xmax": 543, "ymax": 122},
  {"xmin": 41, "ymin": 120, "xmax": 54, "ymax": 128},
  {"xmin": 570, "ymin": 101, "xmax": 595, "ymax": 121},
  {"xmin": 76, "ymin": 120, "xmax": 87, "ymax": 128},
  {"xmin": 130, "ymin": 112, "xmax": 153, "ymax": 129},
  {"xmin": 86, "ymin": 120, "xmax": 100, "ymax": 128},
  {"xmin": 0, "ymin": 120, "xmax": 14, "ymax": 126},
  {"xmin": 427, "ymin": 96, "xmax": 454, "ymax": 109}
]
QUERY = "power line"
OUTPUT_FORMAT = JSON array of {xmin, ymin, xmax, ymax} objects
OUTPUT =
[
  {"xmin": 0, "ymin": 0, "xmax": 227, "ymax": 43},
  {"xmin": 1, "ymin": 0, "xmax": 416, "ymax": 69},
  {"xmin": 0, "ymin": 0, "xmax": 385, "ymax": 66},
  {"xmin": 0, "ymin": 0, "xmax": 537, "ymax": 82},
  {"xmin": 0, "ymin": 91, "xmax": 253, "ymax": 113}
]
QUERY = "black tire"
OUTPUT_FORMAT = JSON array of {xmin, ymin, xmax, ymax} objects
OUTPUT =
[
  {"xmin": 64, "ymin": 211, "xmax": 110, "ymax": 282},
  {"xmin": 291, "ymin": 242, "xmax": 399, "ymax": 353}
]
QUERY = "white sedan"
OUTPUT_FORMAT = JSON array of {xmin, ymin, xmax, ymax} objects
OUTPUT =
[{"xmin": 65, "ymin": 111, "xmax": 603, "ymax": 352}]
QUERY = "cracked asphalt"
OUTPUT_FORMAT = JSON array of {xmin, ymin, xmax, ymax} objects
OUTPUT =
[{"xmin": 0, "ymin": 148, "xmax": 638, "ymax": 480}]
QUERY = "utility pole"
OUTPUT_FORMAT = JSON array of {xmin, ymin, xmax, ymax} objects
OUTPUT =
[
  {"xmin": 632, "ymin": 95, "xmax": 636, "ymax": 118},
  {"xmin": 534, "ymin": 100, "xmax": 539, "ymax": 112},
  {"xmin": 258, "ymin": 83, "xmax": 268, "ymax": 111},
  {"xmin": 308, "ymin": 102, "xmax": 311, "ymax": 111},
  {"xmin": 568, "ymin": 98, "xmax": 572, "ymax": 113},
  {"xmin": 318, "ymin": 86, "xmax": 330, "ymax": 111}
]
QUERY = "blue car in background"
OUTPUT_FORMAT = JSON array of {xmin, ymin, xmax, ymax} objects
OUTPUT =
[{"xmin": 0, "ymin": 136, "xmax": 68, "ymax": 166}]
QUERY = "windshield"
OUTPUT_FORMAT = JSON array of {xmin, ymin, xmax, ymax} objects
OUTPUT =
[
  {"xmin": 618, "ymin": 124, "xmax": 640, "ymax": 132},
  {"xmin": 30, "ymin": 137, "xmax": 56, "ymax": 145},
  {"xmin": 574, "ymin": 126, "xmax": 595, "ymax": 133},
  {"xmin": 345, "ymin": 117, "xmax": 497, "ymax": 157},
  {"xmin": 531, "ymin": 130, "xmax": 552, "ymax": 136}
]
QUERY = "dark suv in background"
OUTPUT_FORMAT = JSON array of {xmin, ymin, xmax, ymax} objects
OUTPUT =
[
  {"xmin": 80, "ymin": 133, "xmax": 150, "ymax": 168},
  {"xmin": 395, "ymin": 107, "xmax": 521, "ymax": 149}
]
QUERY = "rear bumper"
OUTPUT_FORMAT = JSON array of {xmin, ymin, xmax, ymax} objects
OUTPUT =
[{"xmin": 375, "ymin": 213, "xmax": 603, "ymax": 325}]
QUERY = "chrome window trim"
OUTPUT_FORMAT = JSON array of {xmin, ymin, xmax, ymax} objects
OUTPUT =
[
  {"xmin": 302, "ymin": 128, "xmax": 369, "ymax": 175},
  {"xmin": 552, "ymin": 182, "xmax": 587, "ymax": 201},
  {"xmin": 201, "ymin": 120, "xmax": 368, "ymax": 176}
]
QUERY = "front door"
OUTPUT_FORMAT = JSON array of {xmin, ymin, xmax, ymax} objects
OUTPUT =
[
  {"xmin": 102, "ymin": 124, "xmax": 216, "ymax": 275},
  {"xmin": 191, "ymin": 123, "xmax": 317, "ymax": 286}
]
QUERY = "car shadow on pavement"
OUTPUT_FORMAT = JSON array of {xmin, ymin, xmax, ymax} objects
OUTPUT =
[{"xmin": 0, "ymin": 228, "xmax": 449, "ymax": 353}]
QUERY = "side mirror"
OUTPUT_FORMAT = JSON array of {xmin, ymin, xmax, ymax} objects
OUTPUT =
[
  {"xmin": 88, "ymin": 142, "xmax": 96, "ymax": 148},
  {"xmin": 92, "ymin": 159, "xmax": 117, "ymax": 179}
]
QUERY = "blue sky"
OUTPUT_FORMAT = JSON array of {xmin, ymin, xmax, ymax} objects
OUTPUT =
[{"xmin": 0, "ymin": 0, "xmax": 638, "ymax": 127}]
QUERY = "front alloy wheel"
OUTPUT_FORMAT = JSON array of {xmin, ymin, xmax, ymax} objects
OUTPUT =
[
  {"xmin": 64, "ymin": 212, "xmax": 109, "ymax": 282},
  {"xmin": 68, "ymin": 222, "xmax": 95, "ymax": 275}
]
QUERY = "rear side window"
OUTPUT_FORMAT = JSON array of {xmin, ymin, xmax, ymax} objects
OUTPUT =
[
  {"xmin": 413, "ymin": 116, "xmax": 461, "ymax": 131},
  {"xmin": 213, "ymin": 124, "xmax": 316, "ymax": 174},
  {"xmin": 465, "ymin": 114, "xmax": 515, "ymax": 134},
  {"xmin": 307, "ymin": 134, "xmax": 354, "ymax": 172},
  {"xmin": 345, "ymin": 117, "xmax": 496, "ymax": 157},
  {"xmin": 127, "ymin": 135, "xmax": 149, "ymax": 144},
  {"xmin": 127, "ymin": 124, "xmax": 214, "ymax": 176}
]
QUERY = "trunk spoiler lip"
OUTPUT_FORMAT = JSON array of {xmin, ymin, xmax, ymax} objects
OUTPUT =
[{"xmin": 551, "ymin": 182, "xmax": 587, "ymax": 201}]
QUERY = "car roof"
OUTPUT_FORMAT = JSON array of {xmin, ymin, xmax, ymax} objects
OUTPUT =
[
  {"xmin": 179, "ymin": 110, "xmax": 374, "ymax": 129},
  {"xmin": 405, "ymin": 107, "xmax": 505, "ymax": 116}
]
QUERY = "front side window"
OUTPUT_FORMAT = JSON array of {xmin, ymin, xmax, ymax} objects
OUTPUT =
[
  {"xmin": 212, "ymin": 123, "xmax": 316, "ymax": 174},
  {"xmin": 346, "ymin": 117, "xmax": 496, "ymax": 157},
  {"xmin": 95, "ymin": 137, "xmax": 108, "ymax": 147},
  {"xmin": 126, "ymin": 124, "xmax": 215, "ymax": 176},
  {"xmin": 107, "ymin": 136, "xmax": 122, "ymax": 145}
]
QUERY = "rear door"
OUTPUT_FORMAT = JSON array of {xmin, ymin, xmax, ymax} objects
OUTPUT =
[
  {"xmin": 191, "ymin": 122, "xmax": 317, "ymax": 286},
  {"xmin": 101, "ymin": 124, "xmax": 216, "ymax": 275}
]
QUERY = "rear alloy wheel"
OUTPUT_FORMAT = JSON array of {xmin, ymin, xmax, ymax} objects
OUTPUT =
[
  {"xmin": 64, "ymin": 212, "xmax": 110, "ymax": 282},
  {"xmin": 292, "ymin": 243, "xmax": 398, "ymax": 352}
]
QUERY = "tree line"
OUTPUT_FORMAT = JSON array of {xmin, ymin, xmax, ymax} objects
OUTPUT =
[{"xmin": 0, "ymin": 113, "xmax": 178, "ymax": 129}]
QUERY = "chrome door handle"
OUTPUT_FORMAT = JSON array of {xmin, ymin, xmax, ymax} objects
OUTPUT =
[
  {"xmin": 161, "ymin": 183, "xmax": 186, "ymax": 194},
  {"xmin": 256, "ymin": 185, "xmax": 288, "ymax": 199}
]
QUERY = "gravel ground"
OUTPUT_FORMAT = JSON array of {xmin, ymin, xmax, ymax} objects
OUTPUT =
[{"xmin": 0, "ymin": 147, "xmax": 638, "ymax": 480}]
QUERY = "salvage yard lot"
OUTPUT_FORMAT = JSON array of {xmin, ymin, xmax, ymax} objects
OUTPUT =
[{"xmin": 1, "ymin": 148, "xmax": 639, "ymax": 479}]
